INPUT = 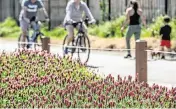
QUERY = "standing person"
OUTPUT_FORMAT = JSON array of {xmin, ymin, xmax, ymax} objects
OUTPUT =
[
  {"xmin": 63, "ymin": 0, "xmax": 96, "ymax": 55},
  {"xmin": 121, "ymin": 0, "xmax": 146, "ymax": 58},
  {"xmin": 159, "ymin": 16, "xmax": 172, "ymax": 59}
]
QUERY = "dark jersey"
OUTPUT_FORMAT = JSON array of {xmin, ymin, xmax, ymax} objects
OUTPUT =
[{"xmin": 23, "ymin": 0, "xmax": 43, "ymax": 20}]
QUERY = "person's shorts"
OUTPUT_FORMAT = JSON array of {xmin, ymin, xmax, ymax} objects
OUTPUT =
[
  {"xmin": 160, "ymin": 40, "xmax": 171, "ymax": 48},
  {"xmin": 20, "ymin": 19, "xmax": 29, "ymax": 32},
  {"xmin": 20, "ymin": 19, "xmax": 40, "ymax": 32}
]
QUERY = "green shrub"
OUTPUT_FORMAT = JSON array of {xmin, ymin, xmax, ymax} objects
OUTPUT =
[
  {"xmin": 89, "ymin": 15, "xmax": 176, "ymax": 39},
  {"xmin": 41, "ymin": 26, "xmax": 66, "ymax": 39},
  {"xmin": 88, "ymin": 15, "xmax": 126, "ymax": 38},
  {"xmin": 142, "ymin": 15, "xmax": 176, "ymax": 39},
  {"xmin": 0, "ymin": 17, "xmax": 66, "ymax": 39},
  {"xmin": 170, "ymin": 18, "xmax": 176, "ymax": 39},
  {"xmin": 0, "ymin": 17, "xmax": 17, "ymax": 27},
  {"xmin": 0, "ymin": 18, "xmax": 20, "ymax": 37},
  {"xmin": 1, "ymin": 16, "xmax": 176, "ymax": 39}
]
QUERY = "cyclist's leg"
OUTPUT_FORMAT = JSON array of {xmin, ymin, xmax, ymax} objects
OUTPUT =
[
  {"xmin": 81, "ymin": 23, "xmax": 88, "ymax": 34},
  {"xmin": 31, "ymin": 21, "xmax": 40, "ymax": 42},
  {"xmin": 66, "ymin": 25, "xmax": 74, "ymax": 45},
  {"xmin": 65, "ymin": 25, "xmax": 74, "ymax": 54},
  {"xmin": 20, "ymin": 19, "xmax": 29, "ymax": 48}
]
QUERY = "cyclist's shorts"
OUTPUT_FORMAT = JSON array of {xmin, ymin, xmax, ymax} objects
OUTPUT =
[
  {"xmin": 20, "ymin": 19, "xmax": 29, "ymax": 32},
  {"xmin": 20, "ymin": 19, "xmax": 40, "ymax": 32}
]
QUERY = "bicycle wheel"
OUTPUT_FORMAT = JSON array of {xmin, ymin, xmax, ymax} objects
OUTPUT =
[
  {"xmin": 18, "ymin": 34, "xmax": 29, "ymax": 49},
  {"xmin": 62, "ymin": 35, "xmax": 76, "ymax": 56},
  {"xmin": 33, "ymin": 32, "xmax": 43, "ymax": 50},
  {"xmin": 76, "ymin": 34, "xmax": 90, "ymax": 64}
]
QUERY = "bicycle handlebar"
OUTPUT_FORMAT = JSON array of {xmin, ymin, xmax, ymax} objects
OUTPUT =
[
  {"xmin": 66, "ymin": 20, "xmax": 95, "ymax": 26},
  {"xmin": 33, "ymin": 19, "xmax": 49, "ymax": 24}
]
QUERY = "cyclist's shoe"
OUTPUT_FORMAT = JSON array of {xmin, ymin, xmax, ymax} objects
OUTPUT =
[
  {"xmin": 124, "ymin": 54, "xmax": 132, "ymax": 58},
  {"xmin": 26, "ymin": 38, "xmax": 33, "ymax": 49}
]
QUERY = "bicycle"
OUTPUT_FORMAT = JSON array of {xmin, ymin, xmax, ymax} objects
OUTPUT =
[
  {"xmin": 63, "ymin": 20, "xmax": 93, "ymax": 64},
  {"xmin": 18, "ymin": 20, "xmax": 46, "ymax": 49}
]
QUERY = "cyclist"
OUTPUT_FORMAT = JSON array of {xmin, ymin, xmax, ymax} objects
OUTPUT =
[
  {"xmin": 63, "ymin": 0, "xmax": 96, "ymax": 55},
  {"xmin": 121, "ymin": 0, "xmax": 146, "ymax": 58},
  {"xmin": 19, "ymin": 0, "xmax": 49, "ymax": 48}
]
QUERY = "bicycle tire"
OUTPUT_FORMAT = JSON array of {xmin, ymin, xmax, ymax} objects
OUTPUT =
[
  {"xmin": 62, "ymin": 35, "xmax": 76, "ymax": 56},
  {"xmin": 62, "ymin": 35, "xmax": 68, "ymax": 54},
  {"xmin": 76, "ymin": 34, "xmax": 90, "ymax": 64},
  {"xmin": 33, "ymin": 32, "xmax": 43, "ymax": 50}
]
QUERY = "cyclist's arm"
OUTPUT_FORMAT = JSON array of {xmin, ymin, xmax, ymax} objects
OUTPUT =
[
  {"xmin": 21, "ymin": 0, "xmax": 27, "ymax": 7},
  {"xmin": 82, "ymin": 2, "xmax": 95, "ymax": 21},
  {"xmin": 22, "ymin": 5, "xmax": 30, "ymax": 23},
  {"xmin": 65, "ymin": 2, "xmax": 72, "ymax": 21},
  {"xmin": 38, "ymin": 1, "xmax": 49, "ymax": 18}
]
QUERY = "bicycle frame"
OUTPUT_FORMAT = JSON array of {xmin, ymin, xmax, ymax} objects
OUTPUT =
[
  {"xmin": 76, "ymin": 21, "xmax": 84, "ymax": 34},
  {"xmin": 27, "ymin": 21, "xmax": 42, "ymax": 42}
]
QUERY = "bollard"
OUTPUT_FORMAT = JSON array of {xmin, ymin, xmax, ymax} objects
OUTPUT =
[
  {"xmin": 135, "ymin": 40, "xmax": 147, "ymax": 83},
  {"xmin": 41, "ymin": 37, "xmax": 50, "ymax": 53}
]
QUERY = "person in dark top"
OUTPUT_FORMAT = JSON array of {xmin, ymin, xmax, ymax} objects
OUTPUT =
[
  {"xmin": 121, "ymin": 0, "xmax": 146, "ymax": 58},
  {"xmin": 159, "ymin": 16, "xmax": 172, "ymax": 59}
]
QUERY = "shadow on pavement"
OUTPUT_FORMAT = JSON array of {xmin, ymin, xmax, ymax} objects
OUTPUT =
[{"xmin": 85, "ymin": 64, "xmax": 104, "ymax": 69}]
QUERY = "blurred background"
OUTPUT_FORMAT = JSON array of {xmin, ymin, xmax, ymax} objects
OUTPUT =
[{"xmin": 0, "ymin": 0, "xmax": 176, "ymax": 29}]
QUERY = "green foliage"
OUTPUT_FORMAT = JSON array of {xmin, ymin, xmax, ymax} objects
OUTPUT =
[
  {"xmin": 89, "ymin": 15, "xmax": 176, "ymax": 39},
  {"xmin": 1, "ymin": 16, "xmax": 176, "ymax": 40},
  {"xmin": 0, "ymin": 18, "xmax": 20, "ymax": 37},
  {"xmin": 0, "ymin": 17, "xmax": 66, "ymax": 39},
  {"xmin": 169, "ymin": 18, "xmax": 176, "ymax": 39},
  {"xmin": 41, "ymin": 26, "xmax": 66, "ymax": 39},
  {"xmin": 145, "ymin": 15, "xmax": 176, "ymax": 39},
  {"xmin": 88, "ymin": 15, "xmax": 126, "ymax": 38}
]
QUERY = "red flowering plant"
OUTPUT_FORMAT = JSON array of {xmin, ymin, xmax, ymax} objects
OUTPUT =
[{"xmin": 0, "ymin": 49, "xmax": 175, "ymax": 108}]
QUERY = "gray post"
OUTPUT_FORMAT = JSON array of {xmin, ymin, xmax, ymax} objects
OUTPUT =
[
  {"xmin": 42, "ymin": 37, "xmax": 50, "ymax": 53},
  {"xmin": 136, "ymin": 40, "xmax": 147, "ymax": 83}
]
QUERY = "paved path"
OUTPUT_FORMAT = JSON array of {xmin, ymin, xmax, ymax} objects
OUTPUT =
[{"xmin": 0, "ymin": 39, "xmax": 176, "ymax": 88}]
